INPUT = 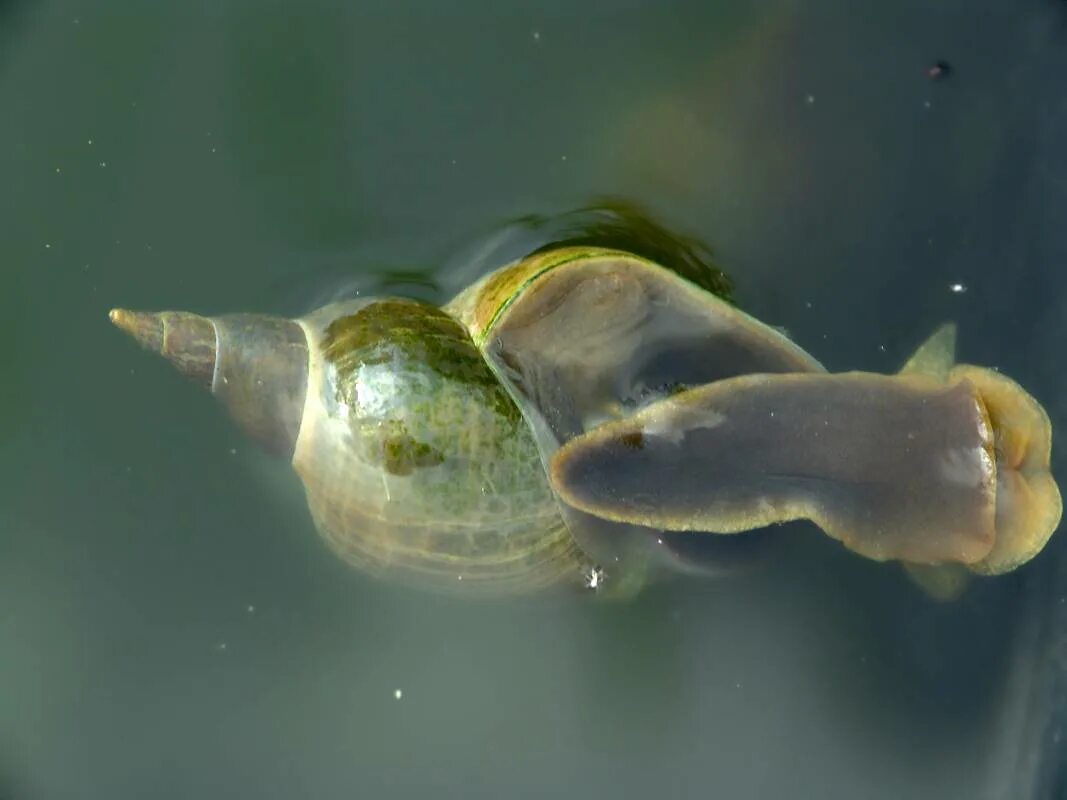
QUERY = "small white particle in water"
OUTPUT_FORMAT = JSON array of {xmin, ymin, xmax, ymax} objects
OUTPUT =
[
  {"xmin": 804, "ymin": 301, "xmax": 812, "ymax": 309},
  {"xmin": 55, "ymin": 167, "xmax": 61, "ymax": 174},
  {"xmin": 211, "ymin": 147, "xmax": 217, "ymax": 153},
  {"xmin": 247, "ymin": 605, "xmax": 255, "ymax": 613},
  {"xmin": 879, "ymin": 344, "xmax": 886, "ymax": 352},
  {"xmin": 950, "ymin": 282, "xmax": 967, "ymax": 294},
  {"xmin": 923, "ymin": 100, "xmax": 932, "ymax": 109},
  {"xmin": 585, "ymin": 565, "xmax": 606, "ymax": 590},
  {"xmin": 394, "ymin": 689, "xmax": 403, "ymax": 700},
  {"xmin": 88, "ymin": 139, "xmax": 93, "ymax": 145},
  {"xmin": 736, "ymin": 682, "xmax": 742, "ymax": 689},
  {"xmin": 457, "ymin": 575, "xmax": 463, "ymax": 581},
  {"xmin": 229, "ymin": 448, "xmax": 237, "ymax": 456},
  {"xmin": 657, "ymin": 538, "xmax": 663, "ymax": 545},
  {"xmin": 769, "ymin": 411, "xmax": 775, "ymax": 418},
  {"xmin": 216, "ymin": 642, "xmax": 228, "ymax": 651},
  {"xmin": 451, "ymin": 158, "xmax": 457, "ymax": 165},
  {"xmin": 99, "ymin": 161, "xmax": 107, "ymax": 167},
  {"xmin": 532, "ymin": 31, "xmax": 541, "ymax": 41},
  {"xmin": 805, "ymin": 94, "xmax": 815, "ymax": 105},
  {"xmin": 45, "ymin": 243, "xmax": 51, "ymax": 249},
  {"xmin": 561, "ymin": 155, "xmax": 567, "ymax": 161}
]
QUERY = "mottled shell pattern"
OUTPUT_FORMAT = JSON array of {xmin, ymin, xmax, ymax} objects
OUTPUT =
[{"xmin": 292, "ymin": 295, "xmax": 582, "ymax": 594}]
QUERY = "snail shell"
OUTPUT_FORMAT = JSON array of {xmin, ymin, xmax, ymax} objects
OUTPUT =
[{"xmin": 293, "ymin": 297, "xmax": 581, "ymax": 593}]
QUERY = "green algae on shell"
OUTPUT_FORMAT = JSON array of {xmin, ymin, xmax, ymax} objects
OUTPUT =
[{"xmin": 293, "ymin": 296, "xmax": 586, "ymax": 593}]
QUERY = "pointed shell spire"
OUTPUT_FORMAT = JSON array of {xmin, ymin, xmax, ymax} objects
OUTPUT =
[
  {"xmin": 109, "ymin": 309, "xmax": 217, "ymax": 388},
  {"xmin": 110, "ymin": 308, "xmax": 310, "ymax": 458}
]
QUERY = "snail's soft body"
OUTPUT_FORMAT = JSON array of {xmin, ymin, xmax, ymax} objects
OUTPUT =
[{"xmin": 111, "ymin": 247, "xmax": 1062, "ymax": 598}]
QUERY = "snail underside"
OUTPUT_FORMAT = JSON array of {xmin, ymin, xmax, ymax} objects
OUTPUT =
[{"xmin": 110, "ymin": 247, "xmax": 1062, "ymax": 599}]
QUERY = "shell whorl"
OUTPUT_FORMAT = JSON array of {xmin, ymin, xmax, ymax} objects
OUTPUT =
[
  {"xmin": 109, "ymin": 309, "xmax": 217, "ymax": 388},
  {"xmin": 109, "ymin": 308, "xmax": 309, "ymax": 458},
  {"xmin": 291, "ymin": 297, "xmax": 585, "ymax": 593}
]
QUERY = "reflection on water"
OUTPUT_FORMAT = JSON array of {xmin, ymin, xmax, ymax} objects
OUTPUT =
[
  {"xmin": 2, "ymin": 0, "xmax": 1066, "ymax": 798},
  {"xmin": 268, "ymin": 198, "xmax": 730, "ymax": 313}
]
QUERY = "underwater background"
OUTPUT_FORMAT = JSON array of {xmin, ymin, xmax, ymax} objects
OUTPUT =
[{"xmin": 2, "ymin": 0, "xmax": 1066, "ymax": 798}]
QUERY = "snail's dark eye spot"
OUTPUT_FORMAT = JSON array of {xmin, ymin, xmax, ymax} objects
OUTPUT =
[{"xmin": 619, "ymin": 431, "xmax": 644, "ymax": 450}]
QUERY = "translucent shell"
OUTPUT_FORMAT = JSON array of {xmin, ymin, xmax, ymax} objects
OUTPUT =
[{"xmin": 292, "ymin": 297, "xmax": 583, "ymax": 594}]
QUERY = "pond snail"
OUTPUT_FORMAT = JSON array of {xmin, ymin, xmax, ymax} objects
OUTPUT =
[{"xmin": 111, "ymin": 247, "xmax": 1061, "ymax": 598}]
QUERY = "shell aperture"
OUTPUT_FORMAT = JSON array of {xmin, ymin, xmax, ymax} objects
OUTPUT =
[{"xmin": 452, "ymin": 248, "xmax": 826, "ymax": 576}]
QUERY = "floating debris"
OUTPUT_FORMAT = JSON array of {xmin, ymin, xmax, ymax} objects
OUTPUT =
[
  {"xmin": 926, "ymin": 60, "xmax": 952, "ymax": 80},
  {"xmin": 584, "ymin": 564, "xmax": 606, "ymax": 590},
  {"xmin": 949, "ymin": 282, "xmax": 967, "ymax": 294}
]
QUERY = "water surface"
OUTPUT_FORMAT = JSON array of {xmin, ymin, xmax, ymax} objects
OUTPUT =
[{"xmin": 2, "ymin": 1, "xmax": 1066, "ymax": 798}]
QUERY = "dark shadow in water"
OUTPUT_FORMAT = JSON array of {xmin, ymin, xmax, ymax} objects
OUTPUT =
[
  {"xmin": 659, "ymin": 525, "xmax": 789, "ymax": 575},
  {"xmin": 268, "ymin": 199, "xmax": 735, "ymax": 318},
  {"xmin": 0, "ymin": 0, "xmax": 29, "ymax": 71},
  {"xmin": 751, "ymin": 533, "xmax": 1022, "ymax": 762},
  {"xmin": 0, "ymin": 300, "xmax": 25, "ymax": 446},
  {"xmin": 0, "ymin": 756, "xmax": 27, "ymax": 800},
  {"xmin": 522, "ymin": 198, "xmax": 735, "ymax": 302},
  {"xmin": 0, "ymin": 0, "xmax": 26, "ymax": 23}
]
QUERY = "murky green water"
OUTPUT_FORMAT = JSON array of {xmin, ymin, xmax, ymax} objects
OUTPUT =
[{"xmin": 3, "ymin": 1, "xmax": 1066, "ymax": 798}]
